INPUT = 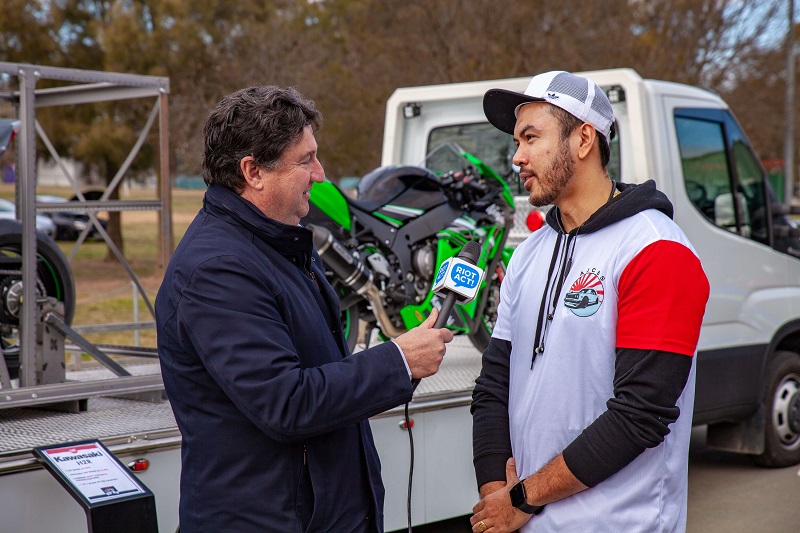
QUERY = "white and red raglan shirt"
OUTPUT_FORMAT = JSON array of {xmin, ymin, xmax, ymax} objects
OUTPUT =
[{"xmin": 489, "ymin": 180, "xmax": 709, "ymax": 532}]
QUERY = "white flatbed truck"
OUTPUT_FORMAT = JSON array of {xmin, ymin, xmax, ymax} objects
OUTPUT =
[
  {"xmin": 377, "ymin": 68, "xmax": 800, "ymax": 530},
  {"xmin": 3, "ymin": 65, "xmax": 800, "ymax": 532}
]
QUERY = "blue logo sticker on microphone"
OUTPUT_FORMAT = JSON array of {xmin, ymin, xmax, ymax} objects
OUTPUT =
[
  {"xmin": 435, "ymin": 261, "xmax": 449, "ymax": 285},
  {"xmin": 450, "ymin": 264, "xmax": 480, "ymax": 289}
]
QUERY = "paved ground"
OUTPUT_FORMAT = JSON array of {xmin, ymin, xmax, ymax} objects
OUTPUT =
[{"xmin": 686, "ymin": 426, "xmax": 800, "ymax": 533}]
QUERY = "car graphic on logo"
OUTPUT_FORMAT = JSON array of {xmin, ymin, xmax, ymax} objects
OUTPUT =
[{"xmin": 564, "ymin": 288, "xmax": 600, "ymax": 309}]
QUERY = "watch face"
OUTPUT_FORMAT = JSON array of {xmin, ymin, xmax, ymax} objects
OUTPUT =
[{"xmin": 510, "ymin": 481, "xmax": 526, "ymax": 508}]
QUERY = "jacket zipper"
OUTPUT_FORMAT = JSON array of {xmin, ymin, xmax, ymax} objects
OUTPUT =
[
  {"xmin": 307, "ymin": 269, "xmax": 319, "ymax": 289},
  {"xmin": 305, "ymin": 255, "xmax": 320, "ymax": 289}
]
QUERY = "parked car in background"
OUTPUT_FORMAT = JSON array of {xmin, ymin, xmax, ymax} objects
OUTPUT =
[
  {"xmin": 36, "ymin": 195, "xmax": 107, "ymax": 241},
  {"xmin": 0, "ymin": 198, "xmax": 56, "ymax": 239}
]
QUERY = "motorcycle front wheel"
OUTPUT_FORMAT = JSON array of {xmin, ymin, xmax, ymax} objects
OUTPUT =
[
  {"xmin": 468, "ymin": 264, "xmax": 503, "ymax": 353},
  {"xmin": 340, "ymin": 300, "xmax": 363, "ymax": 352}
]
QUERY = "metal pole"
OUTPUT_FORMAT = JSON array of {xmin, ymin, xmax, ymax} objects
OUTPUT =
[
  {"xmin": 133, "ymin": 282, "xmax": 140, "ymax": 347},
  {"xmin": 158, "ymin": 90, "xmax": 172, "ymax": 273},
  {"xmin": 17, "ymin": 66, "xmax": 38, "ymax": 387},
  {"xmin": 785, "ymin": 0, "xmax": 796, "ymax": 206}
]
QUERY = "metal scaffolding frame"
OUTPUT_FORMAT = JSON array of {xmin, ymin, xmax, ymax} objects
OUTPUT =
[{"xmin": 0, "ymin": 62, "xmax": 172, "ymax": 406}]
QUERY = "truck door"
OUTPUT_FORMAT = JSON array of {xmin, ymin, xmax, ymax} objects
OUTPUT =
[{"xmin": 664, "ymin": 101, "xmax": 799, "ymax": 424}]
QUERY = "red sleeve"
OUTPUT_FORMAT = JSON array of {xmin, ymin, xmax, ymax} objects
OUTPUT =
[{"xmin": 616, "ymin": 240, "xmax": 709, "ymax": 356}]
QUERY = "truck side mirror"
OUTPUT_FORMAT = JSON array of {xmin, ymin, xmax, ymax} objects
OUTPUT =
[{"xmin": 771, "ymin": 203, "xmax": 800, "ymax": 216}]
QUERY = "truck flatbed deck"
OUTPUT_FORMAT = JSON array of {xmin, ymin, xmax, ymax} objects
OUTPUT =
[{"xmin": 0, "ymin": 337, "xmax": 482, "ymax": 462}]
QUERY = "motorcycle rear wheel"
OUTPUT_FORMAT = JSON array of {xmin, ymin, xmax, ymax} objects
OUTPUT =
[{"xmin": 0, "ymin": 220, "xmax": 76, "ymax": 379}]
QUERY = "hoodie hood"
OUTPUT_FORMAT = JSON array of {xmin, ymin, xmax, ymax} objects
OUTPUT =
[{"xmin": 545, "ymin": 180, "xmax": 673, "ymax": 235}]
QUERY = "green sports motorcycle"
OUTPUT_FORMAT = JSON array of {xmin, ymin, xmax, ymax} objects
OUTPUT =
[{"xmin": 303, "ymin": 142, "xmax": 516, "ymax": 352}]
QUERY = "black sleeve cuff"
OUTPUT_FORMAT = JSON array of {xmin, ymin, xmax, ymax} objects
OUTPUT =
[{"xmin": 474, "ymin": 452, "xmax": 512, "ymax": 487}]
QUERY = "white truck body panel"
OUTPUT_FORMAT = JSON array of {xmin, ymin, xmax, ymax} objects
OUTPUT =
[{"xmin": 0, "ymin": 391, "xmax": 181, "ymax": 533}]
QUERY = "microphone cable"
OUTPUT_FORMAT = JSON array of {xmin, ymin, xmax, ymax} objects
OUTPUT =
[{"xmin": 405, "ymin": 400, "xmax": 414, "ymax": 533}]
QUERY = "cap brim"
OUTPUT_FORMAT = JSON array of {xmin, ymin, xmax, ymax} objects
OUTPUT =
[{"xmin": 483, "ymin": 89, "xmax": 545, "ymax": 135}]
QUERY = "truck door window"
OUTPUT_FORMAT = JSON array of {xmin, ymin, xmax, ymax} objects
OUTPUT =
[
  {"xmin": 675, "ymin": 110, "xmax": 770, "ymax": 246},
  {"xmin": 675, "ymin": 117, "xmax": 735, "ymax": 232}
]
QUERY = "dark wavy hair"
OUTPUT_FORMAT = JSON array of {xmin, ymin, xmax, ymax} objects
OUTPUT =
[
  {"xmin": 548, "ymin": 105, "xmax": 611, "ymax": 169},
  {"xmin": 201, "ymin": 86, "xmax": 323, "ymax": 193}
]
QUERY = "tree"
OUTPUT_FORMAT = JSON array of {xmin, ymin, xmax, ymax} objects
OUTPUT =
[{"xmin": 1, "ymin": 0, "xmax": 791, "ymax": 199}]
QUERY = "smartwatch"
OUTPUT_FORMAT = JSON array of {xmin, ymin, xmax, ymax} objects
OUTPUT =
[{"xmin": 509, "ymin": 479, "xmax": 545, "ymax": 515}]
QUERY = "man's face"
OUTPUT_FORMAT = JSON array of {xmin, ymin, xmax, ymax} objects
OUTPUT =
[
  {"xmin": 512, "ymin": 103, "xmax": 575, "ymax": 207},
  {"xmin": 253, "ymin": 125, "xmax": 325, "ymax": 225}
]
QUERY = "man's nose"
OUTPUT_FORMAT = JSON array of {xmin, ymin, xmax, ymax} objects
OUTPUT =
[
  {"xmin": 313, "ymin": 160, "xmax": 325, "ymax": 182},
  {"xmin": 512, "ymin": 145, "xmax": 526, "ymax": 167}
]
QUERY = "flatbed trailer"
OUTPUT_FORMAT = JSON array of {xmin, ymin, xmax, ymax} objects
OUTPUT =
[{"xmin": 0, "ymin": 337, "xmax": 484, "ymax": 533}]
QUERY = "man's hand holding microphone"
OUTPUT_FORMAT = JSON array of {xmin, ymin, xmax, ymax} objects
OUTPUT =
[{"xmin": 395, "ymin": 241, "xmax": 485, "ymax": 382}]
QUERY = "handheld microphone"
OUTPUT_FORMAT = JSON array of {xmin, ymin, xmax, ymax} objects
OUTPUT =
[{"xmin": 412, "ymin": 240, "xmax": 485, "ymax": 389}]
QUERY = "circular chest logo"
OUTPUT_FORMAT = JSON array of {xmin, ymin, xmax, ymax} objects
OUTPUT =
[{"xmin": 564, "ymin": 271, "xmax": 604, "ymax": 317}]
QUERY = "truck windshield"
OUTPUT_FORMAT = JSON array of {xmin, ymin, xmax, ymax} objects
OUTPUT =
[{"xmin": 427, "ymin": 120, "xmax": 620, "ymax": 195}]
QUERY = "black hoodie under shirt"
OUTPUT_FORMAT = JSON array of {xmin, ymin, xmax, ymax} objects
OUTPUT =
[{"xmin": 471, "ymin": 180, "xmax": 695, "ymax": 489}]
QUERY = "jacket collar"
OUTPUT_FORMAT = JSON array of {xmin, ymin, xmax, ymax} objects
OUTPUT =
[{"xmin": 203, "ymin": 184, "xmax": 314, "ymax": 262}]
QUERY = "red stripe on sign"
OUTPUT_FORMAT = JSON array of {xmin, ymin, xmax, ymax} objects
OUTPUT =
[
  {"xmin": 616, "ymin": 240, "xmax": 709, "ymax": 356},
  {"xmin": 46, "ymin": 444, "xmax": 99, "ymax": 455}
]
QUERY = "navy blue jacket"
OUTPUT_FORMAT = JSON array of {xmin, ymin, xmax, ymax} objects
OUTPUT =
[{"xmin": 156, "ymin": 184, "xmax": 413, "ymax": 532}]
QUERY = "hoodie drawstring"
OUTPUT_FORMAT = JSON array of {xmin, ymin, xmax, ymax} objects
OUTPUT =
[{"xmin": 531, "ymin": 228, "xmax": 579, "ymax": 369}]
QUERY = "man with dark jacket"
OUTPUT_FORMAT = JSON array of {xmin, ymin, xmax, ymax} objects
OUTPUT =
[
  {"xmin": 470, "ymin": 72, "xmax": 709, "ymax": 532},
  {"xmin": 156, "ymin": 86, "xmax": 453, "ymax": 532}
]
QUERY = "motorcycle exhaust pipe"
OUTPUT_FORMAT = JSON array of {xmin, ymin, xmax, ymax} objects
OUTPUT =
[
  {"xmin": 307, "ymin": 224, "xmax": 406, "ymax": 338},
  {"xmin": 308, "ymin": 223, "xmax": 373, "ymax": 295}
]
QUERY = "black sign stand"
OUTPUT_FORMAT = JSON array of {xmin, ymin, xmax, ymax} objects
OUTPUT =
[{"xmin": 33, "ymin": 439, "xmax": 159, "ymax": 533}]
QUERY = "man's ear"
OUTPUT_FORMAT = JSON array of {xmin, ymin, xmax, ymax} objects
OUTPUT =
[
  {"xmin": 240, "ymin": 156, "xmax": 263, "ymax": 191},
  {"xmin": 576, "ymin": 123, "xmax": 597, "ymax": 162}
]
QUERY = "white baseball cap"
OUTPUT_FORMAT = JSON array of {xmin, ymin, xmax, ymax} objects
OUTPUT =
[{"xmin": 483, "ymin": 71, "xmax": 615, "ymax": 142}]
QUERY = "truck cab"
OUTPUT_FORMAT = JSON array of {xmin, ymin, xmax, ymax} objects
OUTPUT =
[{"xmin": 382, "ymin": 68, "xmax": 800, "ymax": 471}]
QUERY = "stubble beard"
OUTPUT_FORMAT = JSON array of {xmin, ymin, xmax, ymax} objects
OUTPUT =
[{"xmin": 528, "ymin": 137, "xmax": 575, "ymax": 208}]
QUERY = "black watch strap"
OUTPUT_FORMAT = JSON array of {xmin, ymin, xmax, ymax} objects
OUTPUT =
[{"xmin": 509, "ymin": 479, "xmax": 545, "ymax": 515}]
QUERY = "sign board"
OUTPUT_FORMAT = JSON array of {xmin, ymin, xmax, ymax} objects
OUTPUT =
[{"xmin": 34, "ymin": 440, "xmax": 158, "ymax": 533}]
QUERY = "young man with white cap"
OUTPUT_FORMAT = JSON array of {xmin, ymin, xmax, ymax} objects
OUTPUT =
[{"xmin": 470, "ymin": 71, "xmax": 709, "ymax": 532}]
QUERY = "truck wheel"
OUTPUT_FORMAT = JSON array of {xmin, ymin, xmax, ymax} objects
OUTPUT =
[{"xmin": 752, "ymin": 351, "xmax": 800, "ymax": 467}]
